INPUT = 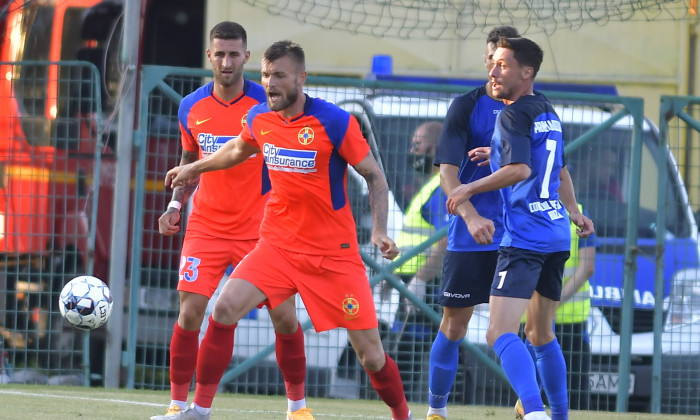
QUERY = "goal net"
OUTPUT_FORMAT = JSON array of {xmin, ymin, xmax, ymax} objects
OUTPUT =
[{"xmin": 242, "ymin": 0, "xmax": 695, "ymax": 39}]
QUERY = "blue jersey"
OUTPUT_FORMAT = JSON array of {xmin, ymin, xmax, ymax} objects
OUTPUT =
[
  {"xmin": 490, "ymin": 92, "xmax": 570, "ymax": 252},
  {"xmin": 423, "ymin": 186, "xmax": 449, "ymax": 230},
  {"xmin": 434, "ymin": 85, "xmax": 505, "ymax": 252}
]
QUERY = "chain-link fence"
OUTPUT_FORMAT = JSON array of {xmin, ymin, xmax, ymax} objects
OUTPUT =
[
  {"xmin": 2, "ymin": 61, "xmax": 699, "ymax": 415},
  {"xmin": 0, "ymin": 61, "xmax": 104, "ymax": 386},
  {"xmin": 126, "ymin": 67, "xmax": 700, "ymax": 414}
]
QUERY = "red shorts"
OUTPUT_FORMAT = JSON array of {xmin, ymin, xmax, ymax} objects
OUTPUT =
[
  {"xmin": 231, "ymin": 239, "xmax": 378, "ymax": 332},
  {"xmin": 178, "ymin": 230, "xmax": 258, "ymax": 299}
]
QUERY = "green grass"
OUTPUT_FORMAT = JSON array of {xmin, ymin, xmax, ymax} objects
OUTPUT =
[{"xmin": 0, "ymin": 384, "xmax": 696, "ymax": 419}]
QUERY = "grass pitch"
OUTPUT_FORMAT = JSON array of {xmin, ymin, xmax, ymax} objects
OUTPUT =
[{"xmin": 0, "ymin": 384, "xmax": 696, "ymax": 419}]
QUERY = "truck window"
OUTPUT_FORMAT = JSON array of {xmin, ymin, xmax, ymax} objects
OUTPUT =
[{"xmin": 565, "ymin": 123, "xmax": 691, "ymax": 239}]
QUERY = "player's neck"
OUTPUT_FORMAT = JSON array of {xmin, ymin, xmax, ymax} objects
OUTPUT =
[
  {"xmin": 503, "ymin": 83, "xmax": 534, "ymax": 105},
  {"xmin": 214, "ymin": 79, "xmax": 245, "ymax": 102}
]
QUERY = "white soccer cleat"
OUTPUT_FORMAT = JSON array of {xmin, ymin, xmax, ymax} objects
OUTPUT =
[{"xmin": 150, "ymin": 407, "xmax": 210, "ymax": 420}]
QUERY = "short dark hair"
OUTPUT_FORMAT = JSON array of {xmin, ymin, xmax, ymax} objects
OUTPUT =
[
  {"xmin": 263, "ymin": 40, "xmax": 305, "ymax": 70},
  {"xmin": 209, "ymin": 21, "xmax": 247, "ymax": 44},
  {"xmin": 497, "ymin": 36, "xmax": 543, "ymax": 76},
  {"xmin": 486, "ymin": 26, "xmax": 520, "ymax": 45}
]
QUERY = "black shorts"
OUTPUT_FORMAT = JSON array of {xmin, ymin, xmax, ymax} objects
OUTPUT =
[
  {"xmin": 490, "ymin": 247, "xmax": 569, "ymax": 300},
  {"xmin": 438, "ymin": 250, "xmax": 499, "ymax": 308}
]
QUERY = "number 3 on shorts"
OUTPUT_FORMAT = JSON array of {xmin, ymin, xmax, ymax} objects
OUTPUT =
[{"xmin": 496, "ymin": 270, "xmax": 507, "ymax": 289}]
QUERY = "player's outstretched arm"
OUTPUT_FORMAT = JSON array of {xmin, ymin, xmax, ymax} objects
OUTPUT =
[
  {"xmin": 165, "ymin": 137, "xmax": 260, "ymax": 188},
  {"xmin": 353, "ymin": 152, "xmax": 399, "ymax": 260}
]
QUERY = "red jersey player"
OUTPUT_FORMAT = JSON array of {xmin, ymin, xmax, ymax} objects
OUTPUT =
[
  {"xmin": 164, "ymin": 40, "xmax": 414, "ymax": 420},
  {"xmin": 153, "ymin": 24, "xmax": 310, "ymax": 420}
]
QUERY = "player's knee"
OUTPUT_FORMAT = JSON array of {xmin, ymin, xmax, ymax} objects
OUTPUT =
[
  {"xmin": 357, "ymin": 347, "xmax": 385, "ymax": 372},
  {"xmin": 270, "ymin": 309, "xmax": 299, "ymax": 334},
  {"xmin": 485, "ymin": 326, "xmax": 501, "ymax": 347},
  {"xmin": 178, "ymin": 301, "xmax": 207, "ymax": 330},
  {"xmin": 212, "ymin": 295, "xmax": 245, "ymax": 324},
  {"xmin": 440, "ymin": 317, "xmax": 469, "ymax": 341},
  {"xmin": 525, "ymin": 325, "xmax": 555, "ymax": 346}
]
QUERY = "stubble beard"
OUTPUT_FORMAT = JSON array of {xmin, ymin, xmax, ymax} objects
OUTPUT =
[
  {"xmin": 214, "ymin": 66, "xmax": 243, "ymax": 88},
  {"xmin": 268, "ymin": 86, "xmax": 299, "ymax": 112}
]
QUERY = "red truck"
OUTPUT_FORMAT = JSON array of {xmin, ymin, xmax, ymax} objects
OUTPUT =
[{"xmin": 0, "ymin": 0, "xmax": 204, "ymax": 375}]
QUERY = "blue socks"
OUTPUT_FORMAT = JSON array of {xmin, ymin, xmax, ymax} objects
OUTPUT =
[
  {"xmin": 428, "ymin": 330, "xmax": 462, "ymax": 409},
  {"xmin": 533, "ymin": 338, "xmax": 568, "ymax": 420},
  {"xmin": 493, "ymin": 333, "xmax": 543, "ymax": 415},
  {"xmin": 524, "ymin": 338, "xmax": 542, "ymax": 388}
]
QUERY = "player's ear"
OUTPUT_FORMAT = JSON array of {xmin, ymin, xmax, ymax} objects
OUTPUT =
[
  {"xmin": 299, "ymin": 70, "xmax": 307, "ymax": 85},
  {"xmin": 521, "ymin": 65, "xmax": 534, "ymax": 81},
  {"xmin": 244, "ymin": 50, "xmax": 251, "ymax": 64}
]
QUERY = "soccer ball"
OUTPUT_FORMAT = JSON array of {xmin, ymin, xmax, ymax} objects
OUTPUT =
[{"xmin": 59, "ymin": 275, "xmax": 114, "ymax": 330}]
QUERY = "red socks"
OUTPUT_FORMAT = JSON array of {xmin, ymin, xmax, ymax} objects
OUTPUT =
[
  {"xmin": 193, "ymin": 316, "xmax": 237, "ymax": 408},
  {"xmin": 169, "ymin": 322, "xmax": 200, "ymax": 402},
  {"xmin": 366, "ymin": 353, "xmax": 410, "ymax": 420},
  {"xmin": 275, "ymin": 322, "xmax": 306, "ymax": 401}
]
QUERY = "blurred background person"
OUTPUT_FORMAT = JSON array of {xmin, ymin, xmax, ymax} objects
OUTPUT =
[{"xmin": 391, "ymin": 121, "xmax": 448, "ymax": 402}]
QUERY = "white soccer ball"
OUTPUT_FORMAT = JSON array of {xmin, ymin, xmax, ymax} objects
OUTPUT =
[{"xmin": 59, "ymin": 275, "xmax": 114, "ymax": 330}]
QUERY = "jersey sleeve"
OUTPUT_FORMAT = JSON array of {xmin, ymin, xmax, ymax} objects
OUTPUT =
[
  {"xmin": 179, "ymin": 122, "xmax": 199, "ymax": 152},
  {"xmin": 239, "ymin": 120, "xmax": 257, "ymax": 148},
  {"xmin": 497, "ymin": 106, "xmax": 531, "ymax": 168},
  {"xmin": 338, "ymin": 115, "xmax": 370, "ymax": 166},
  {"xmin": 422, "ymin": 187, "xmax": 449, "ymax": 230},
  {"xmin": 178, "ymin": 98, "xmax": 199, "ymax": 153},
  {"xmin": 435, "ymin": 95, "xmax": 474, "ymax": 167},
  {"xmin": 239, "ymin": 105, "xmax": 264, "ymax": 149}
]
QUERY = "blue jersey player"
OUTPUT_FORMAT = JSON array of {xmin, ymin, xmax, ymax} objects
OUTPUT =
[
  {"xmin": 425, "ymin": 26, "xmax": 519, "ymax": 420},
  {"xmin": 447, "ymin": 37, "xmax": 594, "ymax": 420}
]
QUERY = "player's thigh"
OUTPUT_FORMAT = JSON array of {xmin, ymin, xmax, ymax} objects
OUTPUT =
[
  {"xmin": 214, "ymin": 277, "xmax": 268, "ymax": 323},
  {"xmin": 438, "ymin": 250, "xmax": 497, "ymax": 307},
  {"xmin": 294, "ymin": 253, "xmax": 379, "ymax": 333},
  {"xmin": 490, "ymin": 247, "xmax": 545, "ymax": 299},
  {"xmin": 178, "ymin": 232, "xmax": 238, "ymax": 298}
]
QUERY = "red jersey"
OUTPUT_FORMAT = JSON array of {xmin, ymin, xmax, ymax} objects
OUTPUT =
[
  {"xmin": 178, "ymin": 80, "xmax": 269, "ymax": 239},
  {"xmin": 239, "ymin": 96, "xmax": 370, "ymax": 256}
]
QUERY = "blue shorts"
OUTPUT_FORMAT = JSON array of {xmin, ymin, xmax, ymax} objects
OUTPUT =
[
  {"xmin": 490, "ymin": 247, "xmax": 569, "ymax": 300},
  {"xmin": 438, "ymin": 250, "xmax": 498, "ymax": 308}
]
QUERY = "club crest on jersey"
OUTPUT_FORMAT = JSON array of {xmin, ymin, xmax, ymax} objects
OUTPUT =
[
  {"xmin": 241, "ymin": 113, "xmax": 248, "ymax": 127},
  {"xmin": 263, "ymin": 143, "xmax": 317, "ymax": 173},
  {"xmin": 197, "ymin": 133, "xmax": 236, "ymax": 155},
  {"xmin": 342, "ymin": 296, "xmax": 359, "ymax": 319},
  {"xmin": 298, "ymin": 127, "xmax": 314, "ymax": 145}
]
